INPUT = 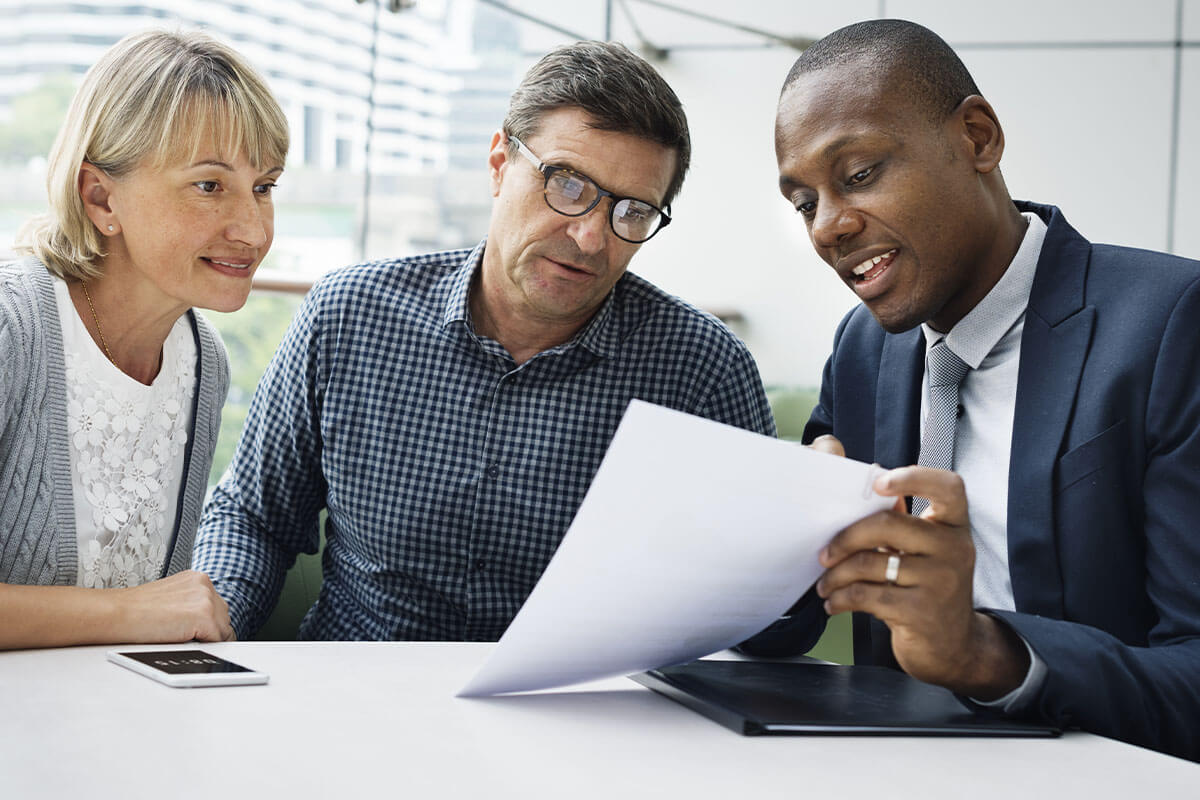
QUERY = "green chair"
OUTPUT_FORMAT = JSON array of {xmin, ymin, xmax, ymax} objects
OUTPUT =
[
  {"xmin": 253, "ymin": 529, "xmax": 325, "ymax": 641},
  {"xmin": 764, "ymin": 385, "xmax": 818, "ymax": 441}
]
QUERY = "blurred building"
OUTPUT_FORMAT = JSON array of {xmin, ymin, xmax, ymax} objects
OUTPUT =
[
  {"xmin": 0, "ymin": 0, "xmax": 474, "ymax": 174},
  {"xmin": 0, "ymin": 0, "xmax": 533, "ymax": 271}
]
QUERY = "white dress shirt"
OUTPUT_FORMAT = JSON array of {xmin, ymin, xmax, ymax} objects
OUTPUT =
[{"xmin": 919, "ymin": 212, "xmax": 1048, "ymax": 709}]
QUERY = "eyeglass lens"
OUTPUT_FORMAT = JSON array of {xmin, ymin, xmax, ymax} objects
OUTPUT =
[{"xmin": 545, "ymin": 170, "xmax": 662, "ymax": 243}]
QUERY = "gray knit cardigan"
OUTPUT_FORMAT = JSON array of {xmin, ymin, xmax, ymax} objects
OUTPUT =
[{"xmin": 0, "ymin": 258, "xmax": 229, "ymax": 585}]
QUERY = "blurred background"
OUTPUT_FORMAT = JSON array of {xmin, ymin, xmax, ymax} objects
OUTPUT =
[{"xmin": 2, "ymin": 0, "xmax": 1197, "ymax": 486}]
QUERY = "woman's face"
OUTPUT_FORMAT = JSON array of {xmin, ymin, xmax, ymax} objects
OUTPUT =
[{"xmin": 100, "ymin": 129, "xmax": 283, "ymax": 314}]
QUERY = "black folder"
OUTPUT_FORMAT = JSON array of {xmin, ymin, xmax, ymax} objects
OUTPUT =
[{"xmin": 631, "ymin": 660, "xmax": 1061, "ymax": 737}]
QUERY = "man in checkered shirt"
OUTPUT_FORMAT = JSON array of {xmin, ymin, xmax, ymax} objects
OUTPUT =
[{"xmin": 193, "ymin": 41, "xmax": 775, "ymax": 641}]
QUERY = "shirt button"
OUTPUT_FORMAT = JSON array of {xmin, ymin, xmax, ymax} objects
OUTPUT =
[
  {"xmin": 473, "ymin": 559, "xmax": 487, "ymax": 572},
  {"xmin": 485, "ymin": 464, "xmax": 500, "ymax": 479}
]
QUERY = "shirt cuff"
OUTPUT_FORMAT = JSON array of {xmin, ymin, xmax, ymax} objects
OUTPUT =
[
  {"xmin": 969, "ymin": 632, "xmax": 1047, "ymax": 713},
  {"xmin": 211, "ymin": 580, "xmax": 256, "ymax": 642}
]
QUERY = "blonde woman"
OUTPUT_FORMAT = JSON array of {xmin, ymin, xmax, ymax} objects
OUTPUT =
[{"xmin": 0, "ymin": 29, "xmax": 288, "ymax": 648}]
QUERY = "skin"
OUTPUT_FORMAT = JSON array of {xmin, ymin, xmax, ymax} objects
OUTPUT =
[
  {"xmin": 472, "ymin": 106, "xmax": 676, "ymax": 364},
  {"xmin": 0, "ymin": 572, "xmax": 233, "ymax": 650},
  {"xmin": 75, "ymin": 126, "xmax": 282, "ymax": 384},
  {"xmin": 777, "ymin": 65, "xmax": 1030, "ymax": 699},
  {"xmin": 0, "ymin": 125, "xmax": 280, "ymax": 650},
  {"xmin": 775, "ymin": 68, "xmax": 1024, "ymax": 334}
]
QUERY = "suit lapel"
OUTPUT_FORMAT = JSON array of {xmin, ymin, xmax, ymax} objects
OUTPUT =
[
  {"xmin": 875, "ymin": 328, "xmax": 924, "ymax": 469},
  {"xmin": 858, "ymin": 329, "xmax": 923, "ymax": 668},
  {"xmin": 1007, "ymin": 203, "xmax": 1094, "ymax": 618}
]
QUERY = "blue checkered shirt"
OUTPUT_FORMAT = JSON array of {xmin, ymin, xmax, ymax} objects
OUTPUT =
[{"xmin": 193, "ymin": 241, "xmax": 775, "ymax": 640}]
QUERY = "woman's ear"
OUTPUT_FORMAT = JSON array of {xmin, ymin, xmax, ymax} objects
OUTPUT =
[{"xmin": 78, "ymin": 162, "xmax": 119, "ymax": 235}]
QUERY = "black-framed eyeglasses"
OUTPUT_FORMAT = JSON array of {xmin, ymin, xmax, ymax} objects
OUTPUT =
[{"xmin": 509, "ymin": 135, "xmax": 671, "ymax": 244}]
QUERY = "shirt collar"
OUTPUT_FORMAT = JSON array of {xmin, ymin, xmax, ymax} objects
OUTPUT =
[
  {"xmin": 569, "ymin": 285, "xmax": 620, "ymax": 359},
  {"xmin": 440, "ymin": 238, "xmax": 622, "ymax": 361},
  {"xmin": 441, "ymin": 240, "xmax": 486, "ymax": 329},
  {"xmin": 922, "ymin": 211, "xmax": 1048, "ymax": 368}
]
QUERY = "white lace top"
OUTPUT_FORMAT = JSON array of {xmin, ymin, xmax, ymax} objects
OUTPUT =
[{"xmin": 53, "ymin": 278, "xmax": 197, "ymax": 589}]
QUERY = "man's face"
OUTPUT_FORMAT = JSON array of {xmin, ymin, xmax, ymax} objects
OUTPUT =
[
  {"xmin": 775, "ymin": 67, "xmax": 996, "ymax": 333},
  {"xmin": 480, "ymin": 106, "xmax": 676, "ymax": 333}
]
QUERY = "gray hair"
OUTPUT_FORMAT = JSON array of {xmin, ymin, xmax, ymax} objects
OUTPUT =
[
  {"xmin": 503, "ymin": 40, "xmax": 690, "ymax": 208},
  {"xmin": 16, "ymin": 28, "xmax": 289, "ymax": 281}
]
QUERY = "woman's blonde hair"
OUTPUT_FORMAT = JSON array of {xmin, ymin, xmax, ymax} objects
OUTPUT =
[{"xmin": 16, "ymin": 29, "xmax": 290, "ymax": 280}]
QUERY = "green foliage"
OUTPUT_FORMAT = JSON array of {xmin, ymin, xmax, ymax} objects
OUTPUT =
[
  {"xmin": 204, "ymin": 290, "xmax": 304, "ymax": 485},
  {"xmin": 0, "ymin": 74, "xmax": 76, "ymax": 164}
]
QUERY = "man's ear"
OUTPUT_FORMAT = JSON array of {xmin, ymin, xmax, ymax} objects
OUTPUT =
[
  {"xmin": 954, "ymin": 95, "xmax": 1005, "ymax": 175},
  {"xmin": 487, "ymin": 130, "xmax": 509, "ymax": 197},
  {"xmin": 78, "ymin": 162, "xmax": 119, "ymax": 235}
]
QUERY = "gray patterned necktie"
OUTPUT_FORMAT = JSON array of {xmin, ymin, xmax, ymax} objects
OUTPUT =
[{"xmin": 911, "ymin": 340, "xmax": 970, "ymax": 517}]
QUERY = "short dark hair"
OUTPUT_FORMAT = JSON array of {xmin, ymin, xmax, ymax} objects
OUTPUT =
[
  {"xmin": 782, "ymin": 19, "xmax": 980, "ymax": 122},
  {"xmin": 503, "ymin": 40, "xmax": 690, "ymax": 207}
]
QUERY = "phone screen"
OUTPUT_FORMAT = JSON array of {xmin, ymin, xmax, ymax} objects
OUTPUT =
[{"xmin": 118, "ymin": 650, "xmax": 255, "ymax": 675}]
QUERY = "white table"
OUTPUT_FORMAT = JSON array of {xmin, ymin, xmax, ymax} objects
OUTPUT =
[{"xmin": 1, "ymin": 642, "xmax": 1195, "ymax": 798}]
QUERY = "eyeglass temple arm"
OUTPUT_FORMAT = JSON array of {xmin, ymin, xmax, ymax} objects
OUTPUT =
[{"xmin": 507, "ymin": 134, "xmax": 544, "ymax": 171}]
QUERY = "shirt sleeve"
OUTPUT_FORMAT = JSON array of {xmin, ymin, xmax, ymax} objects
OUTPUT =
[
  {"xmin": 967, "ymin": 624, "xmax": 1047, "ymax": 713},
  {"xmin": 191, "ymin": 291, "xmax": 329, "ymax": 639},
  {"xmin": 695, "ymin": 338, "xmax": 776, "ymax": 438}
]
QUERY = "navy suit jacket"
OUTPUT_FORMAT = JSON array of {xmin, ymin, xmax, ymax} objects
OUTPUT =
[{"xmin": 749, "ymin": 202, "xmax": 1200, "ymax": 760}]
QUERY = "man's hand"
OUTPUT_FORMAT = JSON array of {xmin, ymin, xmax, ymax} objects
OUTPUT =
[
  {"xmin": 808, "ymin": 434, "xmax": 845, "ymax": 457},
  {"xmin": 814, "ymin": 463, "xmax": 1029, "ymax": 699}
]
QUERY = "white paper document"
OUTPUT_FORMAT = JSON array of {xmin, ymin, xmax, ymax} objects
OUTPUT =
[{"xmin": 458, "ymin": 400, "xmax": 894, "ymax": 697}]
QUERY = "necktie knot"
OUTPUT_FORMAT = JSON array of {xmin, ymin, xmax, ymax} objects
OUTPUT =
[{"xmin": 927, "ymin": 340, "xmax": 970, "ymax": 388}]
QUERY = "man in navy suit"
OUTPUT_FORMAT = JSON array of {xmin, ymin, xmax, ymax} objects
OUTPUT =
[{"xmin": 748, "ymin": 19, "xmax": 1200, "ymax": 761}]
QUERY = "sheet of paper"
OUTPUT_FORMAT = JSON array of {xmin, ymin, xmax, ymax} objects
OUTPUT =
[{"xmin": 458, "ymin": 399, "xmax": 894, "ymax": 697}]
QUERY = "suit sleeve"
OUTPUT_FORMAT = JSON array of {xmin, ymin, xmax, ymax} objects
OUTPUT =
[
  {"xmin": 986, "ymin": 276, "xmax": 1200, "ymax": 762},
  {"xmin": 192, "ymin": 290, "xmax": 329, "ymax": 639},
  {"xmin": 737, "ymin": 312, "xmax": 856, "ymax": 657},
  {"xmin": 799, "ymin": 312, "xmax": 850, "ymax": 447}
]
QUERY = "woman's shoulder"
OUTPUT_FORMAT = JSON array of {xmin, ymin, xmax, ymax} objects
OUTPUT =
[
  {"xmin": 0, "ymin": 260, "xmax": 61, "ymax": 418},
  {"xmin": 1, "ymin": 257, "xmax": 55, "ymax": 308},
  {"xmin": 0, "ymin": 258, "xmax": 55, "ymax": 338},
  {"xmin": 188, "ymin": 307, "xmax": 222, "ymax": 346},
  {"xmin": 187, "ymin": 309, "xmax": 231, "ymax": 395}
]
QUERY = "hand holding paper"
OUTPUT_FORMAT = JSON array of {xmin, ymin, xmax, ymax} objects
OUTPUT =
[{"xmin": 459, "ymin": 400, "xmax": 894, "ymax": 697}]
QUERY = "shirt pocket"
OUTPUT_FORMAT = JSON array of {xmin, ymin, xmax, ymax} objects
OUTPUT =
[{"xmin": 1054, "ymin": 418, "xmax": 1127, "ymax": 494}]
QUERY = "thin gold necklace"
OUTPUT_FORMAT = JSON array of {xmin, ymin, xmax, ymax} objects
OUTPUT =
[{"xmin": 80, "ymin": 282, "xmax": 116, "ymax": 366}]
